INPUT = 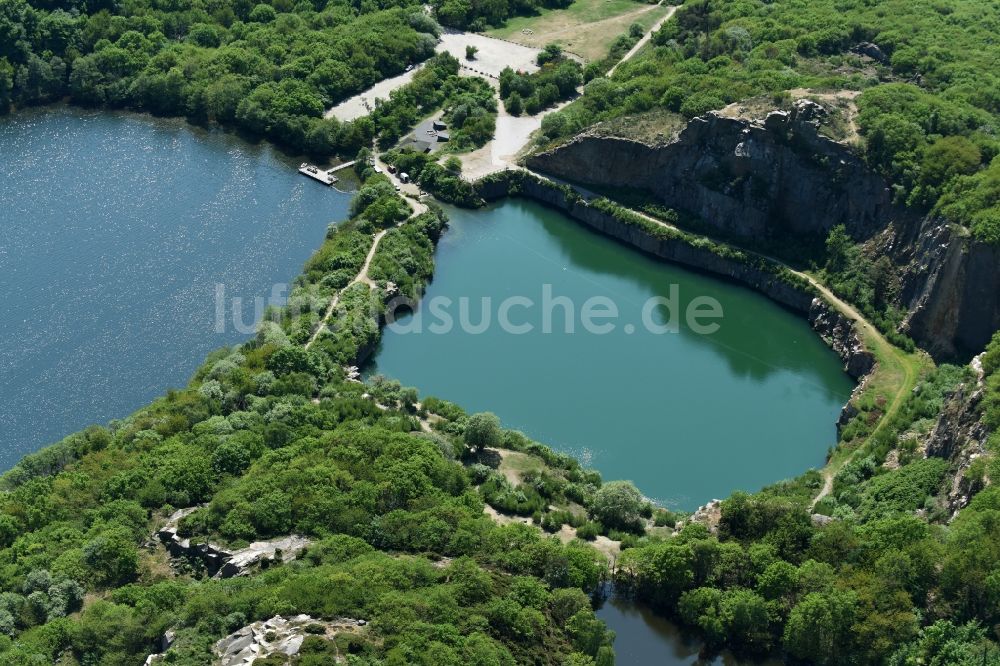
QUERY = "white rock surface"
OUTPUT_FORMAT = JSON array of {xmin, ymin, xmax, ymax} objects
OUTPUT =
[
  {"xmin": 155, "ymin": 507, "xmax": 311, "ymax": 578},
  {"xmin": 215, "ymin": 614, "xmax": 366, "ymax": 666}
]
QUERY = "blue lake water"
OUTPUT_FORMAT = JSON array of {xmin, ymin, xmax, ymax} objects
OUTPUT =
[{"xmin": 0, "ymin": 107, "xmax": 352, "ymax": 470}]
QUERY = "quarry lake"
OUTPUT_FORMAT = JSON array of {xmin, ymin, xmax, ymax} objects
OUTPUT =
[
  {"xmin": 0, "ymin": 108, "xmax": 853, "ymax": 511},
  {"xmin": 368, "ymin": 199, "xmax": 855, "ymax": 508},
  {"xmin": 0, "ymin": 107, "xmax": 352, "ymax": 470},
  {"xmin": 1, "ymin": 108, "xmax": 853, "ymax": 664}
]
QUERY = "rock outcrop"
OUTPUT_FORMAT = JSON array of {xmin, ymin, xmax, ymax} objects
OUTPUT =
[
  {"xmin": 852, "ymin": 41, "xmax": 889, "ymax": 63},
  {"xmin": 481, "ymin": 173, "xmax": 817, "ymax": 312},
  {"xmin": 528, "ymin": 104, "xmax": 901, "ymax": 242},
  {"xmin": 682, "ymin": 499, "xmax": 722, "ymax": 534},
  {"xmin": 901, "ymin": 221, "xmax": 1000, "ymax": 358},
  {"xmin": 155, "ymin": 508, "xmax": 311, "ymax": 578},
  {"xmin": 808, "ymin": 298, "xmax": 875, "ymax": 380},
  {"xmin": 215, "ymin": 614, "xmax": 366, "ymax": 666},
  {"xmin": 924, "ymin": 356, "xmax": 992, "ymax": 515},
  {"xmin": 526, "ymin": 103, "xmax": 1000, "ymax": 358},
  {"xmin": 482, "ymin": 172, "xmax": 878, "ymax": 383}
]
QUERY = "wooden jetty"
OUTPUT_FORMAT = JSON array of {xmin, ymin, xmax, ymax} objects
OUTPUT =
[
  {"xmin": 298, "ymin": 163, "xmax": 336, "ymax": 186},
  {"xmin": 298, "ymin": 160, "xmax": 357, "ymax": 186},
  {"xmin": 328, "ymin": 160, "xmax": 357, "ymax": 173}
]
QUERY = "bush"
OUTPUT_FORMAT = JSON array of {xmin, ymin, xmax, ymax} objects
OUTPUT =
[
  {"xmin": 576, "ymin": 522, "xmax": 600, "ymax": 540},
  {"xmin": 653, "ymin": 509, "xmax": 677, "ymax": 527},
  {"xmin": 464, "ymin": 412, "xmax": 502, "ymax": 452},
  {"xmin": 590, "ymin": 481, "xmax": 645, "ymax": 532}
]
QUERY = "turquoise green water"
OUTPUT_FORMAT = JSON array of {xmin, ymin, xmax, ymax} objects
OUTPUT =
[{"xmin": 368, "ymin": 199, "xmax": 854, "ymax": 508}]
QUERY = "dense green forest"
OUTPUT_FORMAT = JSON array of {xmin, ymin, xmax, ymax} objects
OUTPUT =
[
  {"xmin": 0, "ymin": 0, "xmax": 444, "ymax": 155},
  {"xmin": 539, "ymin": 0, "xmax": 1000, "ymax": 243},
  {"xmin": 430, "ymin": 0, "xmax": 573, "ymax": 31},
  {"xmin": 0, "ymin": 180, "xmax": 621, "ymax": 664},
  {"xmin": 614, "ymin": 345, "xmax": 1000, "ymax": 665},
  {"xmin": 0, "ymin": 0, "xmax": 521, "ymax": 158},
  {"xmin": 5, "ymin": 0, "xmax": 1000, "ymax": 661},
  {"xmin": 2, "ymin": 165, "xmax": 1000, "ymax": 664}
]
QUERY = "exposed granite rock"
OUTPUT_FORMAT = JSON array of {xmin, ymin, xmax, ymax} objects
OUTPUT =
[
  {"xmin": 479, "ymin": 172, "xmax": 883, "ymax": 442},
  {"xmin": 215, "ymin": 614, "xmax": 366, "ymax": 666},
  {"xmin": 902, "ymin": 220, "xmax": 1000, "ymax": 358},
  {"xmin": 528, "ymin": 104, "xmax": 900, "ymax": 242},
  {"xmin": 926, "ymin": 387, "xmax": 986, "ymax": 461},
  {"xmin": 487, "ymin": 172, "xmax": 882, "ymax": 384},
  {"xmin": 526, "ymin": 103, "xmax": 1000, "ymax": 358},
  {"xmin": 811, "ymin": 513, "xmax": 836, "ymax": 527},
  {"xmin": 155, "ymin": 508, "xmax": 311, "ymax": 578},
  {"xmin": 803, "ymin": 296, "xmax": 877, "ymax": 444},
  {"xmin": 482, "ymin": 174, "xmax": 817, "ymax": 312},
  {"xmin": 923, "ymin": 355, "xmax": 991, "ymax": 516},
  {"xmin": 792, "ymin": 99, "xmax": 827, "ymax": 122},
  {"xmin": 686, "ymin": 499, "xmax": 722, "ymax": 534},
  {"xmin": 808, "ymin": 298, "xmax": 876, "ymax": 380},
  {"xmin": 219, "ymin": 535, "xmax": 312, "ymax": 578},
  {"xmin": 837, "ymin": 400, "xmax": 860, "ymax": 438},
  {"xmin": 853, "ymin": 41, "xmax": 889, "ymax": 63}
]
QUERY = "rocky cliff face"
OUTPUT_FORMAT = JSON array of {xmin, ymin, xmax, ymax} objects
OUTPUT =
[
  {"xmin": 529, "ymin": 101, "xmax": 901, "ymax": 241},
  {"xmin": 902, "ymin": 222, "xmax": 1000, "ymax": 358},
  {"xmin": 482, "ymin": 173, "xmax": 874, "ymax": 388},
  {"xmin": 527, "ymin": 102, "xmax": 1000, "ymax": 358},
  {"xmin": 924, "ymin": 358, "xmax": 991, "ymax": 516},
  {"xmin": 808, "ymin": 299, "xmax": 875, "ymax": 380},
  {"xmin": 485, "ymin": 174, "xmax": 817, "ymax": 312},
  {"xmin": 154, "ymin": 507, "xmax": 311, "ymax": 578}
]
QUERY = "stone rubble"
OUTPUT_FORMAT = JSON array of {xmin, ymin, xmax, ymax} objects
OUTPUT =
[
  {"xmin": 155, "ymin": 507, "xmax": 311, "ymax": 578},
  {"xmin": 214, "ymin": 614, "xmax": 366, "ymax": 666}
]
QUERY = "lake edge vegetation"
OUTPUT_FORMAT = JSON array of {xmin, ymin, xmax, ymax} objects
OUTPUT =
[{"xmin": 3, "ymin": 0, "xmax": 1000, "ymax": 662}]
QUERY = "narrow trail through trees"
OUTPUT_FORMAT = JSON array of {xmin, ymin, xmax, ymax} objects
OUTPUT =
[
  {"xmin": 607, "ymin": 5, "xmax": 678, "ymax": 76},
  {"xmin": 305, "ymin": 158, "xmax": 429, "ymax": 350},
  {"xmin": 304, "ymin": 227, "xmax": 388, "ymax": 350}
]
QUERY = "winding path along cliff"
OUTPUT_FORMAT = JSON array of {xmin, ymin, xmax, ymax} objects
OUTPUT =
[{"xmin": 526, "ymin": 102, "xmax": 1000, "ymax": 358}]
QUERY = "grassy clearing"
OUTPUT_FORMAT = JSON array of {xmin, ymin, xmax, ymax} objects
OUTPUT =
[
  {"xmin": 806, "ymin": 277, "xmax": 933, "ymax": 506},
  {"xmin": 588, "ymin": 108, "xmax": 687, "ymax": 142},
  {"xmin": 487, "ymin": 0, "xmax": 669, "ymax": 62},
  {"xmin": 497, "ymin": 448, "xmax": 546, "ymax": 485}
]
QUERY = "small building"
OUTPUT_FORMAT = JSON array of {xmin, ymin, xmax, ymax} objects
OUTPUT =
[
  {"xmin": 435, "ymin": 131, "xmax": 450, "ymax": 142},
  {"xmin": 432, "ymin": 120, "xmax": 447, "ymax": 131}
]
